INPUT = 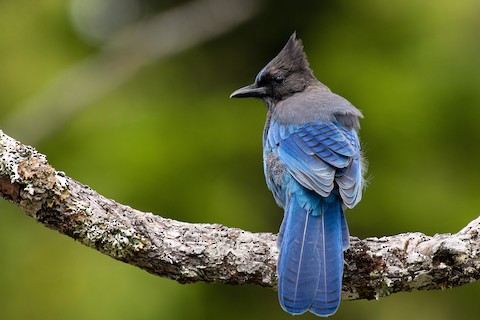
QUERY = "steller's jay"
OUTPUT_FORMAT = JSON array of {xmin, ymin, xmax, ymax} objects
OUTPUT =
[{"xmin": 230, "ymin": 33, "xmax": 365, "ymax": 317}]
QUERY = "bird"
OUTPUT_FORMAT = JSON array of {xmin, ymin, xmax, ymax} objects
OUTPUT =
[{"xmin": 230, "ymin": 33, "xmax": 365, "ymax": 317}]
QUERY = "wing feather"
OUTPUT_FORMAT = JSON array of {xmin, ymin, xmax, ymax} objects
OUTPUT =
[{"xmin": 268, "ymin": 120, "xmax": 362, "ymax": 206}]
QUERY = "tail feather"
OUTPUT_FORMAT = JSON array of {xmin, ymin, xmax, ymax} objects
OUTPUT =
[
  {"xmin": 341, "ymin": 211, "xmax": 350, "ymax": 251},
  {"xmin": 277, "ymin": 193, "xmax": 345, "ymax": 317},
  {"xmin": 310, "ymin": 200, "xmax": 344, "ymax": 316}
]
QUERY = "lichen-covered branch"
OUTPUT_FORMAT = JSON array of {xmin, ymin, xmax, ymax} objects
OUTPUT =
[{"xmin": 1, "ymin": 130, "xmax": 480, "ymax": 300}]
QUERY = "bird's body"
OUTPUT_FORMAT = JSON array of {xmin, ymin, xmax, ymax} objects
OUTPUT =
[{"xmin": 231, "ymin": 33, "xmax": 365, "ymax": 317}]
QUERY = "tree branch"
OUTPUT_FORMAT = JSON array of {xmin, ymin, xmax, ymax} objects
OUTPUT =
[{"xmin": 1, "ymin": 130, "xmax": 480, "ymax": 300}]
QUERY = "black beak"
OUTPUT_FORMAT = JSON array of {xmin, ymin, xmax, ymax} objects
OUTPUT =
[{"xmin": 230, "ymin": 83, "xmax": 268, "ymax": 98}]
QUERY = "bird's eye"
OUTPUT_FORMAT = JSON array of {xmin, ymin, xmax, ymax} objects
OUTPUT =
[{"xmin": 273, "ymin": 75, "xmax": 285, "ymax": 83}]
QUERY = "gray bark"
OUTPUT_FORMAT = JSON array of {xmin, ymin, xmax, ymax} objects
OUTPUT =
[{"xmin": 1, "ymin": 130, "xmax": 480, "ymax": 300}]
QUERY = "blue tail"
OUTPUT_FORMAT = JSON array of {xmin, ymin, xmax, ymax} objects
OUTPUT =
[{"xmin": 277, "ymin": 192, "xmax": 346, "ymax": 317}]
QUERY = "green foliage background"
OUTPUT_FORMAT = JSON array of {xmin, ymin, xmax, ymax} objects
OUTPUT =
[{"xmin": 1, "ymin": 1, "xmax": 480, "ymax": 319}]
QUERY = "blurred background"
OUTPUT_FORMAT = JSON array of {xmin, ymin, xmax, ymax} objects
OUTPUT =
[{"xmin": 1, "ymin": 0, "xmax": 480, "ymax": 319}]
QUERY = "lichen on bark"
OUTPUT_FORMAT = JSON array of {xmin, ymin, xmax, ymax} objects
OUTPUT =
[{"xmin": 2, "ymin": 129, "xmax": 480, "ymax": 301}]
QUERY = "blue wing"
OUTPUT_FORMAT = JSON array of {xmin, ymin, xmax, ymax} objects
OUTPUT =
[{"xmin": 266, "ymin": 120, "xmax": 363, "ymax": 207}]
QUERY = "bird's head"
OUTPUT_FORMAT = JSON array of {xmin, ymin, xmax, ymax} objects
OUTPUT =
[{"xmin": 230, "ymin": 32, "xmax": 317, "ymax": 104}]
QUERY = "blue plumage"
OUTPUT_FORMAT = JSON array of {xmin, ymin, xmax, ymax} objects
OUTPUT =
[
  {"xmin": 231, "ymin": 33, "xmax": 365, "ymax": 317},
  {"xmin": 267, "ymin": 120, "xmax": 359, "ymax": 316},
  {"xmin": 277, "ymin": 185, "xmax": 344, "ymax": 316}
]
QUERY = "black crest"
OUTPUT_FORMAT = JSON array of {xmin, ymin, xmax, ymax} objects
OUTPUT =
[
  {"xmin": 266, "ymin": 32, "xmax": 312, "ymax": 74},
  {"xmin": 230, "ymin": 32, "xmax": 319, "ymax": 101}
]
